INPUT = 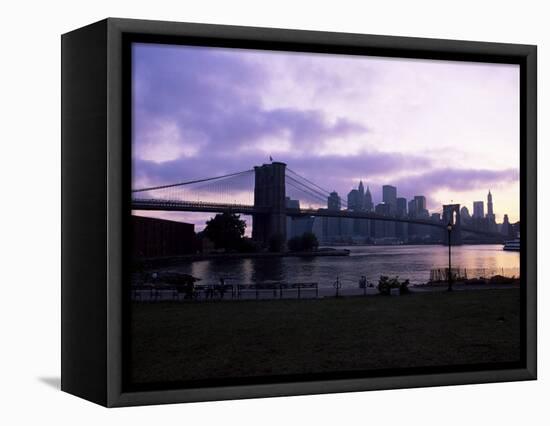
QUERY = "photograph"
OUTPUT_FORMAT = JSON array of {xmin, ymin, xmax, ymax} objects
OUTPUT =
[{"xmin": 128, "ymin": 41, "xmax": 521, "ymax": 388}]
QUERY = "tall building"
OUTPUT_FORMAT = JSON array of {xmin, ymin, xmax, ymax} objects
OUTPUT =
[
  {"xmin": 374, "ymin": 203, "xmax": 395, "ymax": 238},
  {"xmin": 347, "ymin": 189, "xmax": 361, "ymax": 211},
  {"xmin": 396, "ymin": 197, "xmax": 407, "ymax": 217},
  {"xmin": 396, "ymin": 197, "xmax": 408, "ymax": 242},
  {"xmin": 486, "ymin": 190, "xmax": 496, "ymax": 231},
  {"xmin": 473, "ymin": 201, "xmax": 484, "ymax": 218},
  {"xmin": 358, "ymin": 181, "xmax": 365, "ymax": 204},
  {"xmin": 364, "ymin": 186, "xmax": 374, "ymax": 212},
  {"xmin": 501, "ymin": 214, "xmax": 512, "ymax": 237},
  {"xmin": 487, "ymin": 190, "xmax": 494, "ymax": 217},
  {"xmin": 408, "ymin": 199, "xmax": 417, "ymax": 217},
  {"xmin": 383, "ymin": 185, "xmax": 397, "ymax": 214},
  {"xmin": 414, "ymin": 195, "xmax": 427, "ymax": 214},
  {"xmin": 347, "ymin": 181, "xmax": 366, "ymax": 211},
  {"xmin": 327, "ymin": 191, "xmax": 341, "ymax": 211}
]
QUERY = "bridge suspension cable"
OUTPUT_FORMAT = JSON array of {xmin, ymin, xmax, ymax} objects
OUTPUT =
[
  {"xmin": 285, "ymin": 168, "xmax": 348, "ymax": 208},
  {"xmin": 286, "ymin": 175, "xmax": 331, "ymax": 204},
  {"xmin": 286, "ymin": 168, "xmax": 332, "ymax": 196},
  {"xmin": 132, "ymin": 169, "xmax": 254, "ymax": 193}
]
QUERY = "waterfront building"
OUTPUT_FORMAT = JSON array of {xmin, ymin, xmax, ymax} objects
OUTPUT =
[
  {"xmin": 132, "ymin": 215, "xmax": 195, "ymax": 258},
  {"xmin": 395, "ymin": 197, "xmax": 408, "ymax": 242},
  {"xmin": 286, "ymin": 197, "xmax": 317, "ymax": 240},
  {"xmin": 501, "ymin": 214, "xmax": 513, "ymax": 238},
  {"xmin": 374, "ymin": 203, "xmax": 395, "ymax": 238}
]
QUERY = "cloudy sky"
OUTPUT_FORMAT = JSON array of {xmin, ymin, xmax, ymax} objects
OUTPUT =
[{"xmin": 132, "ymin": 42, "xmax": 520, "ymax": 227}]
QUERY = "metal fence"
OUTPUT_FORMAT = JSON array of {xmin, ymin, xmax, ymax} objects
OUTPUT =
[
  {"xmin": 429, "ymin": 267, "xmax": 520, "ymax": 283},
  {"xmin": 131, "ymin": 282, "xmax": 319, "ymax": 302}
]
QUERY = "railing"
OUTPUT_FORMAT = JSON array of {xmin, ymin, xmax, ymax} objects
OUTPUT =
[
  {"xmin": 131, "ymin": 284, "xmax": 235, "ymax": 302},
  {"xmin": 428, "ymin": 267, "xmax": 520, "ymax": 283},
  {"xmin": 130, "ymin": 282, "xmax": 319, "ymax": 302},
  {"xmin": 237, "ymin": 282, "xmax": 318, "ymax": 299}
]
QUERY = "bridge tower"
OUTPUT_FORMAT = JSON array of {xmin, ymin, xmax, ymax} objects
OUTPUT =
[
  {"xmin": 442, "ymin": 204, "xmax": 462, "ymax": 245},
  {"xmin": 252, "ymin": 162, "xmax": 287, "ymax": 248}
]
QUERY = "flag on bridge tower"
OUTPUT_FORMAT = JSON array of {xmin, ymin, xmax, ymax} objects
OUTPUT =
[{"xmin": 269, "ymin": 156, "xmax": 273, "ymax": 162}]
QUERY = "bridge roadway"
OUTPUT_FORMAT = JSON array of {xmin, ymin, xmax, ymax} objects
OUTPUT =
[
  {"xmin": 132, "ymin": 198, "xmax": 503, "ymax": 239},
  {"xmin": 132, "ymin": 198, "xmax": 442, "ymax": 226},
  {"xmin": 138, "ymin": 198, "xmax": 459, "ymax": 227}
]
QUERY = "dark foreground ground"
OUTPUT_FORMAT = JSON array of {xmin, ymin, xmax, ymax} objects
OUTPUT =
[{"xmin": 130, "ymin": 288, "xmax": 520, "ymax": 385}]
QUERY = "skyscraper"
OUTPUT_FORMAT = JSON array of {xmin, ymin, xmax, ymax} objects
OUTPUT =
[
  {"xmin": 486, "ymin": 190, "xmax": 496, "ymax": 231},
  {"xmin": 383, "ymin": 185, "xmax": 397, "ymax": 214},
  {"xmin": 347, "ymin": 189, "xmax": 361, "ymax": 211},
  {"xmin": 364, "ymin": 186, "xmax": 373, "ymax": 212},
  {"xmin": 327, "ymin": 191, "xmax": 341, "ymax": 211},
  {"xmin": 408, "ymin": 199, "xmax": 417, "ymax": 218},
  {"xmin": 396, "ymin": 197, "xmax": 408, "ymax": 242},
  {"xmin": 375, "ymin": 203, "xmax": 395, "ymax": 238},
  {"xmin": 396, "ymin": 197, "xmax": 407, "ymax": 217},
  {"xmin": 501, "ymin": 214, "xmax": 512, "ymax": 237},
  {"xmin": 414, "ymin": 195, "xmax": 427, "ymax": 214},
  {"xmin": 347, "ymin": 181, "xmax": 365, "ymax": 211},
  {"xmin": 473, "ymin": 201, "xmax": 484, "ymax": 218}
]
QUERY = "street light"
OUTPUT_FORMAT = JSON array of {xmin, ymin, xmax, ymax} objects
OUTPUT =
[{"xmin": 447, "ymin": 222, "xmax": 453, "ymax": 292}]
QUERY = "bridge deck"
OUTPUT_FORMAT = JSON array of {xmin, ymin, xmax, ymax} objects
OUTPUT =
[{"xmin": 131, "ymin": 199, "xmax": 503, "ymax": 239}]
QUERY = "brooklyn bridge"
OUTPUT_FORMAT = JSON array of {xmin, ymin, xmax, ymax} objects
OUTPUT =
[{"xmin": 132, "ymin": 162, "xmax": 504, "ymax": 246}]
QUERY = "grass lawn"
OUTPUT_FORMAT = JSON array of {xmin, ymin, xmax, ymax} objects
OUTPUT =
[{"xmin": 130, "ymin": 288, "xmax": 521, "ymax": 385}]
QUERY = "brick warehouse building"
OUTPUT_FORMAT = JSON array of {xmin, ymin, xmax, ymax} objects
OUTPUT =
[{"xmin": 132, "ymin": 215, "xmax": 195, "ymax": 258}]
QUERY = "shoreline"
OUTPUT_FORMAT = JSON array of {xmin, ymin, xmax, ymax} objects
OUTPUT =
[{"xmin": 130, "ymin": 277, "xmax": 520, "ymax": 303}]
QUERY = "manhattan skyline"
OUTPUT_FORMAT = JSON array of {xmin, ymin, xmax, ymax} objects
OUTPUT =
[{"xmin": 132, "ymin": 43, "xmax": 520, "ymax": 225}]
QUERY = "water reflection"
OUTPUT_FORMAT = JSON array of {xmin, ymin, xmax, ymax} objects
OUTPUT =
[{"xmin": 171, "ymin": 244, "xmax": 519, "ymax": 287}]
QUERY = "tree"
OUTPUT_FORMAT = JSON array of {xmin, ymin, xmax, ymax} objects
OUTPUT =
[
  {"xmin": 203, "ymin": 213, "xmax": 246, "ymax": 251},
  {"xmin": 287, "ymin": 232, "xmax": 319, "ymax": 252},
  {"xmin": 287, "ymin": 235, "xmax": 303, "ymax": 252},
  {"xmin": 301, "ymin": 232, "xmax": 319, "ymax": 251}
]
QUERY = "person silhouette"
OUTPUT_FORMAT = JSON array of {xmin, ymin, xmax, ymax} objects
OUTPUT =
[{"xmin": 218, "ymin": 277, "xmax": 226, "ymax": 299}]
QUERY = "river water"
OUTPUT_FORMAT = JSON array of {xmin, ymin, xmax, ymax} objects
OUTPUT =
[{"xmin": 163, "ymin": 244, "xmax": 519, "ymax": 289}]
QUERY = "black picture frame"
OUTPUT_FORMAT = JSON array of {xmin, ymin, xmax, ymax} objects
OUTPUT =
[{"xmin": 61, "ymin": 17, "xmax": 537, "ymax": 407}]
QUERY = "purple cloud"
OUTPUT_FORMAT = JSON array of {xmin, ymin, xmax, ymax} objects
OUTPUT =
[
  {"xmin": 133, "ymin": 43, "xmax": 368, "ymax": 157},
  {"xmin": 131, "ymin": 43, "xmax": 520, "ymax": 221}
]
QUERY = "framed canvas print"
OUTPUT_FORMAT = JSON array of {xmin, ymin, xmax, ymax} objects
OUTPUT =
[{"xmin": 61, "ymin": 18, "xmax": 537, "ymax": 407}]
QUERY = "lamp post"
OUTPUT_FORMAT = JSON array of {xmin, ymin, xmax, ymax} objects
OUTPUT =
[
  {"xmin": 447, "ymin": 222, "xmax": 453, "ymax": 292},
  {"xmin": 334, "ymin": 275, "xmax": 341, "ymax": 297}
]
